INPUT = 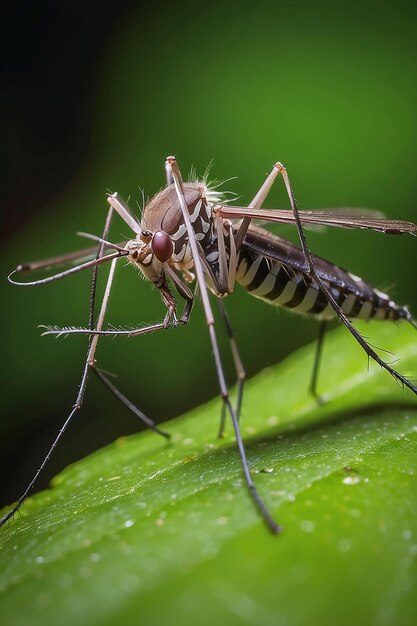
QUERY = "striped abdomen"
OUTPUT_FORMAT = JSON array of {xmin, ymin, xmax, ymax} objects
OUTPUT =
[{"xmin": 236, "ymin": 229, "xmax": 408, "ymax": 322}]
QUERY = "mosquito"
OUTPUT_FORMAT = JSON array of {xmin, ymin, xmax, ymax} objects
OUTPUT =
[{"xmin": 2, "ymin": 156, "xmax": 417, "ymax": 534}]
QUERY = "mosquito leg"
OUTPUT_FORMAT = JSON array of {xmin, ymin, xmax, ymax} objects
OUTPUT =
[
  {"xmin": 217, "ymin": 300, "xmax": 246, "ymax": 435},
  {"xmin": 0, "ymin": 202, "xmax": 121, "ymax": 528},
  {"xmin": 1, "ymin": 261, "xmax": 116, "ymax": 528},
  {"xmin": 309, "ymin": 320, "xmax": 327, "ymax": 403},
  {"xmin": 1, "ymin": 254, "xmax": 120, "ymax": 531},
  {"xmin": 43, "ymin": 303, "xmax": 194, "ymax": 338},
  {"xmin": 41, "ymin": 304, "xmax": 192, "ymax": 338},
  {"xmin": 234, "ymin": 162, "xmax": 285, "ymax": 252},
  {"xmin": 42, "ymin": 267, "xmax": 195, "ymax": 338},
  {"xmin": 165, "ymin": 160, "xmax": 174, "ymax": 186},
  {"xmin": 210, "ymin": 327, "xmax": 282, "ymax": 534},
  {"xmin": 89, "ymin": 205, "xmax": 115, "ymax": 331},
  {"xmin": 126, "ymin": 276, "xmax": 194, "ymax": 336},
  {"xmin": 41, "ymin": 321, "xmax": 176, "ymax": 337},
  {"xmin": 92, "ymin": 367, "xmax": 170, "ymax": 438},
  {"xmin": 277, "ymin": 163, "xmax": 417, "ymax": 396},
  {"xmin": 213, "ymin": 216, "xmax": 242, "ymax": 435},
  {"xmin": 85, "ymin": 208, "xmax": 171, "ymax": 444},
  {"xmin": 0, "ymin": 402, "xmax": 79, "ymax": 527},
  {"xmin": 72, "ymin": 270, "xmax": 193, "ymax": 441},
  {"xmin": 214, "ymin": 216, "xmax": 243, "ymax": 434},
  {"xmin": 167, "ymin": 156, "xmax": 281, "ymax": 534}
]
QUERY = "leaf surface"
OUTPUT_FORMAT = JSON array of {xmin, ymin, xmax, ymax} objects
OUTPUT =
[{"xmin": 1, "ymin": 322, "xmax": 417, "ymax": 626}]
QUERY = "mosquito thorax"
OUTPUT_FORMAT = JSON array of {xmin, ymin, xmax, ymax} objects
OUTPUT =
[
  {"xmin": 134, "ymin": 182, "xmax": 210, "ymax": 282},
  {"xmin": 142, "ymin": 182, "xmax": 207, "ymax": 236}
]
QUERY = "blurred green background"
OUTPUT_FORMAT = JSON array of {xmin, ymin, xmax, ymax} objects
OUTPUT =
[{"xmin": 1, "ymin": 0, "xmax": 417, "ymax": 509}]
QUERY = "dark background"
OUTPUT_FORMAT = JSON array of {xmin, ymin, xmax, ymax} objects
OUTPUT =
[{"xmin": 1, "ymin": 0, "xmax": 417, "ymax": 508}]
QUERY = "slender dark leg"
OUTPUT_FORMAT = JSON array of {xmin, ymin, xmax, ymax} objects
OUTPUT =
[
  {"xmin": 2, "ymin": 199, "xmax": 196, "ymax": 527},
  {"xmin": 0, "ymin": 205, "xmax": 116, "ymax": 528},
  {"xmin": 1, "ymin": 206, "xmax": 179, "ymax": 527},
  {"xmin": 217, "ymin": 300, "xmax": 246, "ymax": 436},
  {"xmin": 309, "ymin": 321, "xmax": 327, "ymax": 401},
  {"xmin": 0, "ymin": 404, "xmax": 83, "ymax": 528},
  {"xmin": 167, "ymin": 156, "xmax": 281, "ymax": 534},
  {"xmin": 92, "ymin": 367, "xmax": 170, "ymax": 438},
  {"xmin": 277, "ymin": 163, "xmax": 417, "ymax": 397}
]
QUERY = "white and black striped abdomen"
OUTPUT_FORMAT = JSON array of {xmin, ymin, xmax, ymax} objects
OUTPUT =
[{"xmin": 236, "ymin": 229, "xmax": 409, "ymax": 322}]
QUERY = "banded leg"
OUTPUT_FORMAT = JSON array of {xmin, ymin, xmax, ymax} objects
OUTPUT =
[
  {"xmin": 167, "ymin": 156, "xmax": 281, "ymax": 534},
  {"xmin": 277, "ymin": 163, "xmax": 417, "ymax": 396}
]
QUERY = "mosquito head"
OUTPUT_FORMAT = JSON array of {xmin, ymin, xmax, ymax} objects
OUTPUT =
[{"xmin": 125, "ymin": 229, "xmax": 174, "ymax": 283}]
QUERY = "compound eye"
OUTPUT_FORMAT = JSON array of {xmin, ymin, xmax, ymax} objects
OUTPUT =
[{"xmin": 152, "ymin": 230, "xmax": 174, "ymax": 262}]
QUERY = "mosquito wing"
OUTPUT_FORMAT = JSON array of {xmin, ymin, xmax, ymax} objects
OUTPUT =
[
  {"xmin": 15, "ymin": 244, "xmax": 108, "ymax": 273},
  {"xmin": 219, "ymin": 206, "xmax": 417, "ymax": 234},
  {"xmin": 14, "ymin": 236, "xmax": 129, "ymax": 274}
]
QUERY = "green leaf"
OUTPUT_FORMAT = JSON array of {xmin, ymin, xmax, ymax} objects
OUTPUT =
[{"xmin": 1, "ymin": 322, "xmax": 417, "ymax": 626}]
